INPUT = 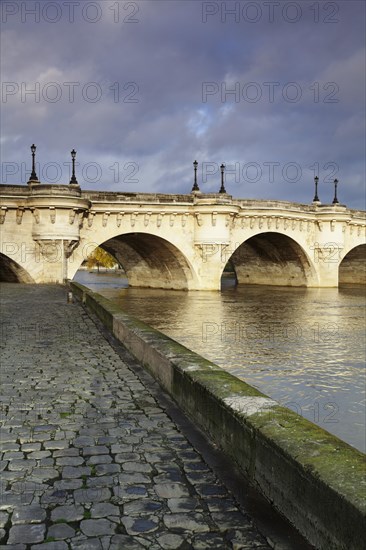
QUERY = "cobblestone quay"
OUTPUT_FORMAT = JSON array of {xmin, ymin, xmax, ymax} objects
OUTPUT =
[{"xmin": 0, "ymin": 284, "xmax": 284, "ymax": 549}]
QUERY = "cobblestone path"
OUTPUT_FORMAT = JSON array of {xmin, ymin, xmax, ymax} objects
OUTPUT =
[{"xmin": 0, "ymin": 284, "xmax": 272, "ymax": 549}]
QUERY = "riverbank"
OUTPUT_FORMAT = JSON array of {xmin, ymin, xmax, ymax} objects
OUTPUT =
[
  {"xmin": 74, "ymin": 270, "xmax": 366, "ymax": 453},
  {"xmin": 0, "ymin": 283, "xmax": 308, "ymax": 549},
  {"xmin": 71, "ymin": 281, "xmax": 366, "ymax": 550}
]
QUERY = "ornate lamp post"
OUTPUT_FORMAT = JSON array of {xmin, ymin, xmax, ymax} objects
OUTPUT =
[
  {"xmin": 191, "ymin": 160, "xmax": 200, "ymax": 192},
  {"xmin": 332, "ymin": 178, "xmax": 339, "ymax": 204},
  {"xmin": 69, "ymin": 149, "xmax": 78, "ymax": 184},
  {"xmin": 27, "ymin": 144, "xmax": 39, "ymax": 184},
  {"xmin": 313, "ymin": 175, "xmax": 319, "ymax": 202},
  {"xmin": 219, "ymin": 163, "xmax": 226, "ymax": 193}
]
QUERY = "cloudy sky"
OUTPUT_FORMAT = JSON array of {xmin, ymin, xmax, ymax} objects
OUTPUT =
[{"xmin": 1, "ymin": 0, "xmax": 365, "ymax": 208}]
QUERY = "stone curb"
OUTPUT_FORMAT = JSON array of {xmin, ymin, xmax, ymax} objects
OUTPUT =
[{"xmin": 70, "ymin": 281, "xmax": 366, "ymax": 550}]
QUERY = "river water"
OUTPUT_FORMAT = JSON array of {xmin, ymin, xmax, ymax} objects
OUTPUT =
[{"xmin": 74, "ymin": 271, "xmax": 366, "ymax": 453}]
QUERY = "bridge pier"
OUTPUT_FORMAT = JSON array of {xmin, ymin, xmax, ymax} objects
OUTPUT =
[{"xmin": 314, "ymin": 260, "xmax": 340, "ymax": 287}]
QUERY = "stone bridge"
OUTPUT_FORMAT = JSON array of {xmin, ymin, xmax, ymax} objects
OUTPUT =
[{"xmin": 0, "ymin": 183, "xmax": 365, "ymax": 290}]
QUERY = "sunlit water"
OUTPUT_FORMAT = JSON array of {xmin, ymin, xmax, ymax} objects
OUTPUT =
[{"xmin": 75, "ymin": 271, "xmax": 366, "ymax": 453}]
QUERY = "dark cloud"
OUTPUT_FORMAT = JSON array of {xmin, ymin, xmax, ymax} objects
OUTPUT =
[{"xmin": 1, "ymin": 0, "xmax": 365, "ymax": 208}]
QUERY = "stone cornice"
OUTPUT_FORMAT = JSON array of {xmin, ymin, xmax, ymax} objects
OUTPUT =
[{"xmin": 0, "ymin": 185, "xmax": 365, "ymax": 223}]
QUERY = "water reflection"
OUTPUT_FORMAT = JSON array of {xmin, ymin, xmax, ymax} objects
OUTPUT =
[{"xmin": 75, "ymin": 271, "xmax": 366, "ymax": 453}]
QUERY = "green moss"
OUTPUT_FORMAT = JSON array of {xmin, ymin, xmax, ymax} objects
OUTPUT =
[
  {"xmin": 248, "ymin": 405, "xmax": 366, "ymax": 507},
  {"xmin": 187, "ymin": 369, "xmax": 264, "ymax": 399},
  {"xmin": 83, "ymin": 509, "xmax": 91, "ymax": 519}
]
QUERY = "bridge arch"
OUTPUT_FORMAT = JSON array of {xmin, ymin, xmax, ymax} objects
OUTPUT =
[
  {"xmin": 339, "ymin": 244, "xmax": 366, "ymax": 286},
  {"xmin": 0, "ymin": 253, "xmax": 35, "ymax": 283},
  {"xmin": 225, "ymin": 232, "xmax": 318, "ymax": 287},
  {"xmin": 72, "ymin": 232, "xmax": 199, "ymax": 290}
]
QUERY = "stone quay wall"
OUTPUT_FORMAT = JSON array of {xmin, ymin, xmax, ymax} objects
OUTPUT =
[{"xmin": 71, "ymin": 281, "xmax": 366, "ymax": 550}]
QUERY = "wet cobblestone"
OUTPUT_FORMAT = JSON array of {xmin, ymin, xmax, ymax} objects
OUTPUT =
[{"xmin": 0, "ymin": 284, "xmax": 272, "ymax": 549}]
